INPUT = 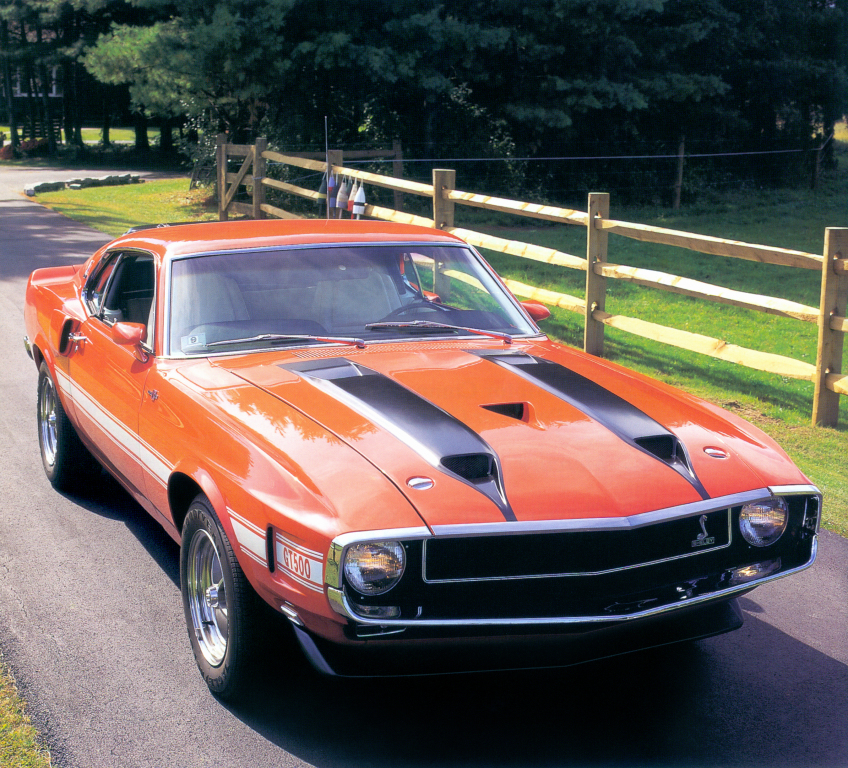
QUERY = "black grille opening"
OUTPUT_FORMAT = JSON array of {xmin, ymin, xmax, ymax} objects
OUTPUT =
[
  {"xmin": 481, "ymin": 402, "xmax": 526, "ymax": 421},
  {"xmin": 441, "ymin": 453, "xmax": 494, "ymax": 481},
  {"xmin": 424, "ymin": 508, "xmax": 733, "ymax": 582}
]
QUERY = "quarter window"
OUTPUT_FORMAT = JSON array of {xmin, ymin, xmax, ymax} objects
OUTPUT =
[{"xmin": 84, "ymin": 254, "xmax": 120, "ymax": 316}]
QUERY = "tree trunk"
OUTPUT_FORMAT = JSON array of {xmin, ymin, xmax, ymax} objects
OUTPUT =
[
  {"xmin": 160, "ymin": 117, "xmax": 174, "ymax": 153},
  {"xmin": 1, "ymin": 21, "xmax": 20, "ymax": 148},
  {"xmin": 61, "ymin": 60, "xmax": 73, "ymax": 144},
  {"xmin": 36, "ymin": 21, "xmax": 56, "ymax": 154},
  {"xmin": 101, "ymin": 91, "xmax": 111, "ymax": 147},
  {"xmin": 71, "ymin": 60, "xmax": 82, "ymax": 147},
  {"xmin": 134, "ymin": 111, "xmax": 149, "ymax": 151},
  {"xmin": 20, "ymin": 25, "xmax": 37, "ymax": 141}
]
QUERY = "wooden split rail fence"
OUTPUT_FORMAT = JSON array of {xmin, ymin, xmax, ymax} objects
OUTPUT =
[{"xmin": 216, "ymin": 134, "xmax": 848, "ymax": 428}]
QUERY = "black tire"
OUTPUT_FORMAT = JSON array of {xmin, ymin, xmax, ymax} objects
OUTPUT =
[
  {"xmin": 37, "ymin": 362, "xmax": 100, "ymax": 492},
  {"xmin": 180, "ymin": 494, "xmax": 260, "ymax": 700}
]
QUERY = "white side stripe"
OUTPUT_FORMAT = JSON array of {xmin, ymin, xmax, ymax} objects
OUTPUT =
[
  {"xmin": 57, "ymin": 368, "xmax": 172, "ymax": 485},
  {"xmin": 231, "ymin": 518, "xmax": 268, "ymax": 565}
]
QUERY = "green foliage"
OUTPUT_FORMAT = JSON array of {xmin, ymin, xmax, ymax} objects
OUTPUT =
[{"xmin": 4, "ymin": 0, "xmax": 846, "ymax": 189}]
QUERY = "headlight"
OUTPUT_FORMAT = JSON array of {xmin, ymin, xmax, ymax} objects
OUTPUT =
[
  {"xmin": 739, "ymin": 497, "xmax": 788, "ymax": 547},
  {"xmin": 343, "ymin": 541, "xmax": 406, "ymax": 595}
]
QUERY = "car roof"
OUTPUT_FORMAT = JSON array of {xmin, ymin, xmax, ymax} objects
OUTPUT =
[{"xmin": 107, "ymin": 219, "xmax": 466, "ymax": 259}]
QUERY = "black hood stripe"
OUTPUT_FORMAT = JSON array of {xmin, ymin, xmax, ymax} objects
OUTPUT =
[
  {"xmin": 282, "ymin": 358, "xmax": 516, "ymax": 520},
  {"xmin": 473, "ymin": 351, "xmax": 710, "ymax": 500}
]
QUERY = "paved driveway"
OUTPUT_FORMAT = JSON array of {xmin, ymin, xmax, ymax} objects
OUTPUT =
[{"xmin": 0, "ymin": 165, "xmax": 846, "ymax": 768}]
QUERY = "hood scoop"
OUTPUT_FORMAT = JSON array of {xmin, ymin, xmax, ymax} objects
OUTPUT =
[
  {"xmin": 282, "ymin": 358, "xmax": 516, "ymax": 520},
  {"xmin": 635, "ymin": 435, "xmax": 692, "ymax": 473},
  {"xmin": 441, "ymin": 453, "xmax": 495, "ymax": 481},
  {"xmin": 481, "ymin": 402, "xmax": 527, "ymax": 421}
]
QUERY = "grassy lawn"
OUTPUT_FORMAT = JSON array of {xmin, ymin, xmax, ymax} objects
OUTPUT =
[
  {"xmin": 37, "ymin": 178, "xmax": 216, "ymax": 236},
  {"xmin": 0, "ymin": 656, "xmax": 51, "ymax": 768},
  {"xmin": 35, "ymin": 162, "xmax": 848, "ymax": 536}
]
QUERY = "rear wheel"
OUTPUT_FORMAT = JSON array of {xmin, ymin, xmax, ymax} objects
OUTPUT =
[
  {"xmin": 37, "ymin": 362, "xmax": 99, "ymax": 491},
  {"xmin": 181, "ymin": 494, "xmax": 260, "ymax": 699}
]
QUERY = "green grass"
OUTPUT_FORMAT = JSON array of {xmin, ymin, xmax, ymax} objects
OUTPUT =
[
  {"xmin": 33, "ymin": 157, "xmax": 848, "ymax": 536},
  {"xmin": 0, "ymin": 657, "xmax": 51, "ymax": 768},
  {"xmin": 37, "ymin": 178, "xmax": 216, "ymax": 236}
]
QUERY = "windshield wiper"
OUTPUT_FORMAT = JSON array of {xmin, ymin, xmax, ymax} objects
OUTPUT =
[
  {"xmin": 206, "ymin": 333, "xmax": 366, "ymax": 349},
  {"xmin": 365, "ymin": 320, "xmax": 513, "ymax": 344}
]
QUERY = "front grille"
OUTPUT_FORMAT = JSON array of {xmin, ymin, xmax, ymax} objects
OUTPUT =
[
  {"xmin": 341, "ymin": 493, "xmax": 817, "ymax": 624},
  {"xmin": 423, "ymin": 509, "xmax": 731, "ymax": 582}
]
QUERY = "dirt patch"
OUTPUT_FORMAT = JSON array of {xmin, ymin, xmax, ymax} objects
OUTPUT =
[{"xmin": 718, "ymin": 399, "xmax": 786, "ymax": 427}]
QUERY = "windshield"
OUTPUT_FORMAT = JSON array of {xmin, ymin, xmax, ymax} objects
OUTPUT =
[{"xmin": 168, "ymin": 244, "xmax": 537, "ymax": 356}]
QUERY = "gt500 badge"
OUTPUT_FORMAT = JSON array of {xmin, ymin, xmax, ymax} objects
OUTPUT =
[
  {"xmin": 691, "ymin": 514, "xmax": 716, "ymax": 548},
  {"xmin": 276, "ymin": 536, "xmax": 323, "ymax": 592}
]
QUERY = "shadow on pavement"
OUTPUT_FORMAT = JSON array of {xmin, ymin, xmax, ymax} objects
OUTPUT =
[{"xmin": 0, "ymin": 199, "xmax": 110, "ymax": 282}]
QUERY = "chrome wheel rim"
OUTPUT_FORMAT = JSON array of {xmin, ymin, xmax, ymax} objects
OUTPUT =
[
  {"xmin": 38, "ymin": 376, "xmax": 58, "ymax": 468},
  {"xmin": 187, "ymin": 528, "xmax": 228, "ymax": 667}
]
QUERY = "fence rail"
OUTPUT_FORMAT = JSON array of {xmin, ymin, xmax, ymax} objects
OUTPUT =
[{"xmin": 216, "ymin": 134, "xmax": 847, "ymax": 427}]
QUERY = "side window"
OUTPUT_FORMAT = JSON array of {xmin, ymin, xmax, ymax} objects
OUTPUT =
[{"xmin": 85, "ymin": 253, "xmax": 156, "ymax": 347}]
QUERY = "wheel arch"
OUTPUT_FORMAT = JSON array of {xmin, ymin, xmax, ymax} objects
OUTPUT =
[
  {"xmin": 168, "ymin": 469, "xmax": 227, "ymax": 534},
  {"xmin": 31, "ymin": 342, "xmax": 46, "ymax": 372}
]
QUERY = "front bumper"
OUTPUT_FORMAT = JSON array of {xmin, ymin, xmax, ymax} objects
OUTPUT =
[{"xmin": 293, "ymin": 597, "xmax": 745, "ymax": 677}]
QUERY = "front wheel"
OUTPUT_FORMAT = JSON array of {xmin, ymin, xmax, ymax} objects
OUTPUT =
[{"xmin": 180, "ymin": 495, "xmax": 259, "ymax": 700}]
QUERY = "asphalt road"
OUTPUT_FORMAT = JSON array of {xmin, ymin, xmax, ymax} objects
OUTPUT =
[{"xmin": 0, "ymin": 166, "xmax": 846, "ymax": 768}]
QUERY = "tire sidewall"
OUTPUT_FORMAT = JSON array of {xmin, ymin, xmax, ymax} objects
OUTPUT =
[
  {"xmin": 37, "ymin": 361, "xmax": 100, "ymax": 492},
  {"xmin": 37, "ymin": 362, "xmax": 66, "ymax": 486},
  {"xmin": 180, "ymin": 496, "xmax": 247, "ymax": 698}
]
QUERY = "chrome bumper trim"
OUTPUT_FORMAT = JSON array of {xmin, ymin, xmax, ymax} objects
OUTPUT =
[{"xmin": 23, "ymin": 335, "xmax": 33, "ymax": 360}]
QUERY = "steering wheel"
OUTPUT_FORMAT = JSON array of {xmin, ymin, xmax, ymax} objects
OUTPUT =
[{"xmin": 378, "ymin": 299, "xmax": 454, "ymax": 321}]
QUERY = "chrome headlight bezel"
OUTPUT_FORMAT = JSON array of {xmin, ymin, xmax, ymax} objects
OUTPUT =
[
  {"xmin": 739, "ymin": 496, "xmax": 789, "ymax": 547},
  {"xmin": 342, "ymin": 540, "xmax": 406, "ymax": 596}
]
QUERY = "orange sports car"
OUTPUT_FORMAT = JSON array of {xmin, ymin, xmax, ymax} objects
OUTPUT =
[{"xmin": 24, "ymin": 219, "xmax": 820, "ymax": 698}]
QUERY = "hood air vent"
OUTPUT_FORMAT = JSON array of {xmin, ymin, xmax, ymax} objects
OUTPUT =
[
  {"xmin": 481, "ymin": 402, "xmax": 526, "ymax": 421},
  {"xmin": 441, "ymin": 453, "xmax": 495, "ymax": 482},
  {"xmin": 635, "ymin": 435, "xmax": 691, "ymax": 473}
]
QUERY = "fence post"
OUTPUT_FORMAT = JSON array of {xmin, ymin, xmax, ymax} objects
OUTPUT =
[
  {"xmin": 812, "ymin": 227, "xmax": 848, "ymax": 427},
  {"xmin": 392, "ymin": 139, "xmax": 404, "ymax": 212},
  {"xmin": 326, "ymin": 149, "xmax": 343, "ymax": 217},
  {"xmin": 584, "ymin": 192, "xmax": 610, "ymax": 357},
  {"xmin": 252, "ymin": 136, "xmax": 267, "ymax": 220},
  {"xmin": 432, "ymin": 169, "xmax": 456, "ymax": 230},
  {"xmin": 216, "ymin": 133, "xmax": 228, "ymax": 221}
]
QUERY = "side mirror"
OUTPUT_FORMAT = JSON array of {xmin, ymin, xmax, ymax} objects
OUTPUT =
[
  {"xmin": 111, "ymin": 321, "xmax": 147, "ymax": 346},
  {"xmin": 521, "ymin": 301, "xmax": 551, "ymax": 322}
]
